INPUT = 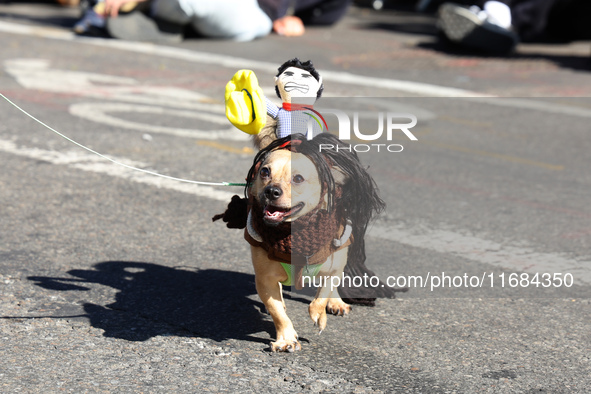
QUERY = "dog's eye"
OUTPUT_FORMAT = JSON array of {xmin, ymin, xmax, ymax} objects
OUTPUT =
[
  {"xmin": 260, "ymin": 167, "xmax": 270, "ymax": 179},
  {"xmin": 292, "ymin": 174, "xmax": 305, "ymax": 184}
]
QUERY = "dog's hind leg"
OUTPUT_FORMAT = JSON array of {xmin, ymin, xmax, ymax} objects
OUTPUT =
[
  {"xmin": 309, "ymin": 247, "xmax": 350, "ymax": 332},
  {"xmin": 251, "ymin": 246, "xmax": 301, "ymax": 352},
  {"xmin": 327, "ymin": 297, "xmax": 352, "ymax": 316},
  {"xmin": 309, "ymin": 285, "xmax": 351, "ymax": 330},
  {"xmin": 309, "ymin": 295, "xmax": 329, "ymax": 333}
]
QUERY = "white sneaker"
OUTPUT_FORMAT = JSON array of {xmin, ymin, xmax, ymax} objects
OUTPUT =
[
  {"xmin": 437, "ymin": 2, "xmax": 519, "ymax": 53},
  {"xmin": 483, "ymin": 1, "xmax": 512, "ymax": 29}
]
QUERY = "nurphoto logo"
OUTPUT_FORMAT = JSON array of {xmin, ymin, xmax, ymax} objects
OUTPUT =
[{"xmin": 309, "ymin": 109, "xmax": 418, "ymax": 152}]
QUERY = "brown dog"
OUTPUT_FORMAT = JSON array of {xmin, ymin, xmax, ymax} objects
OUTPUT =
[
  {"xmin": 248, "ymin": 147, "xmax": 352, "ymax": 351},
  {"xmin": 214, "ymin": 133, "xmax": 396, "ymax": 352}
]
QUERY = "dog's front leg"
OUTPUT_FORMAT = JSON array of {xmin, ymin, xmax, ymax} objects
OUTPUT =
[{"xmin": 251, "ymin": 246, "xmax": 301, "ymax": 352}]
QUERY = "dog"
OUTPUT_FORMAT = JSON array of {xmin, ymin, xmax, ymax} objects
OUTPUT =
[{"xmin": 213, "ymin": 133, "xmax": 398, "ymax": 352}]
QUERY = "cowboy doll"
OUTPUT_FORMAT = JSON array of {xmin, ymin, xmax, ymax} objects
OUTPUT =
[{"xmin": 225, "ymin": 58, "xmax": 327, "ymax": 147}]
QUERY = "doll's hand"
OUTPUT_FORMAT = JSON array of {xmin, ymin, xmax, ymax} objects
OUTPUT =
[
  {"xmin": 225, "ymin": 70, "xmax": 267, "ymax": 135},
  {"xmin": 273, "ymin": 16, "xmax": 305, "ymax": 37}
]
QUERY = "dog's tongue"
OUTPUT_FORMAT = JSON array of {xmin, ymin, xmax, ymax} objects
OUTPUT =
[{"xmin": 264, "ymin": 205, "xmax": 289, "ymax": 222}]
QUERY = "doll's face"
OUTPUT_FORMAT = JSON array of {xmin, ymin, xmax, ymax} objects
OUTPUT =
[{"xmin": 275, "ymin": 67, "xmax": 321, "ymax": 104}]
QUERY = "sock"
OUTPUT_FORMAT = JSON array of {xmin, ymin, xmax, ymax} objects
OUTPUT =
[{"xmin": 483, "ymin": 1, "xmax": 512, "ymax": 29}]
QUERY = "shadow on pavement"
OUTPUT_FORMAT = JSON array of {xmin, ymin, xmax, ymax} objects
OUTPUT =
[
  {"xmin": 354, "ymin": 6, "xmax": 591, "ymax": 72},
  {"xmin": 417, "ymin": 40, "xmax": 591, "ymax": 71},
  {"xmin": 28, "ymin": 261, "xmax": 276, "ymax": 344}
]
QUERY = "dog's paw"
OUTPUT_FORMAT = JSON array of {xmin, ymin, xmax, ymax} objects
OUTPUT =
[
  {"xmin": 271, "ymin": 328, "xmax": 301, "ymax": 352},
  {"xmin": 309, "ymin": 300, "xmax": 328, "ymax": 333},
  {"xmin": 326, "ymin": 298, "xmax": 352, "ymax": 316},
  {"xmin": 271, "ymin": 339, "xmax": 302, "ymax": 352}
]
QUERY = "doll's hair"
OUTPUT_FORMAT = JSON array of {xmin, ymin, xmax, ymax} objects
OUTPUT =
[{"xmin": 275, "ymin": 58, "xmax": 324, "ymax": 100}]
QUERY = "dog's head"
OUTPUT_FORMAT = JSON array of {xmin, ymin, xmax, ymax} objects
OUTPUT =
[
  {"xmin": 246, "ymin": 134, "xmax": 385, "ymax": 237},
  {"xmin": 249, "ymin": 148, "xmax": 323, "ymax": 226}
]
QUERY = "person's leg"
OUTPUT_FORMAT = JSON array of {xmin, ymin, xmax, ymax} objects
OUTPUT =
[
  {"xmin": 155, "ymin": 0, "xmax": 272, "ymax": 41},
  {"xmin": 293, "ymin": 0, "xmax": 352, "ymax": 25},
  {"xmin": 104, "ymin": 0, "xmax": 184, "ymax": 42},
  {"xmin": 151, "ymin": 0, "xmax": 191, "ymax": 25},
  {"xmin": 506, "ymin": 0, "xmax": 559, "ymax": 41}
]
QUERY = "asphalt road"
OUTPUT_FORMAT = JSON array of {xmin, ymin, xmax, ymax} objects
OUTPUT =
[{"xmin": 1, "ymin": 2, "xmax": 590, "ymax": 393}]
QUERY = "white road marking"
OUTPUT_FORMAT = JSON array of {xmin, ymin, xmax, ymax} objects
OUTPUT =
[
  {"xmin": 0, "ymin": 139, "xmax": 237, "ymax": 202},
  {"xmin": 4, "ymin": 58, "xmax": 248, "ymax": 140},
  {"xmin": 4, "ymin": 58, "xmax": 225, "ymax": 109},
  {"xmin": 2, "ymin": 20, "xmax": 591, "ymax": 119},
  {"xmin": 0, "ymin": 20, "xmax": 504, "ymax": 99},
  {"xmin": 1, "ymin": 137, "xmax": 587, "ymax": 286},
  {"xmin": 86, "ymin": 38, "xmax": 486, "ymax": 97},
  {"xmin": 369, "ymin": 225, "xmax": 591, "ymax": 286},
  {"xmin": 69, "ymin": 102, "xmax": 247, "ymax": 141}
]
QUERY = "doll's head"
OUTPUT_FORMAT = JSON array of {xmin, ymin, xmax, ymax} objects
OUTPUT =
[{"xmin": 275, "ymin": 58, "xmax": 323, "ymax": 104}]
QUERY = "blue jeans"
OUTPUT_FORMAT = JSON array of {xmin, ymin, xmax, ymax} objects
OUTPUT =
[{"xmin": 153, "ymin": 0, "xmax": 272, "ymax": 41}]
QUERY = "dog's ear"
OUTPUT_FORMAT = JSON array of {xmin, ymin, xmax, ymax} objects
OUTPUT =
[
  {"xmin": 319, "ymin": 167, "xmax": 346, "ymax": 210},
  {"xmin": 330, "ymin": 166, "xmax": 347, "ymax": 186}
]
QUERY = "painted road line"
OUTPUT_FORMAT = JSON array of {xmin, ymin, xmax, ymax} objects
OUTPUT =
[
  {"xmin": 369, "ymin": 225, "xmax": 591, "ymax": 286},
  {"xmin": 196, "ymin": 140, "xmax": 255, "ymax": 155},
  {"xmin": 69, "ymin": 102, "xmax": 247, "ymax": 141},
  {"xmin": 1, "ymin": 138, "xmax": 587, "ymax": 286},
  {"xmin": 0, "ymin": 20, "xmax": 503, "ymax": 99},
  {"xmin": 0, "ymin": 139, "xmax": 236, "ymax": 202},
  {"xmin": 2, "ymin": 20, "xmax": 591, "ymax": 118}
]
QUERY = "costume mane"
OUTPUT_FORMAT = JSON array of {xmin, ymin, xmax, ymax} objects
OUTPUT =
[{"xmin": 245, "ymin": 134, "xmax": 401, "ymax": 304}]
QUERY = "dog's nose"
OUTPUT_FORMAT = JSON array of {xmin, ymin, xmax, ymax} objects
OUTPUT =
[{"xmin": 264, "ymin": 185, "xmax": 283, "ymax": 201}]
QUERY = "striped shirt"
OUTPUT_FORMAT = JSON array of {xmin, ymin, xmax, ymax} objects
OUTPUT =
[{"xmin": 266, "ymin": 98, "xmax": 326, "ymax": 139}]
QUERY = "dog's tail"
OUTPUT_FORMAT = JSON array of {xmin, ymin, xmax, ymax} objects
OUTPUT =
[{"xmin": 252, "ymin": 115, "xmax": 277, "ymax": 150}]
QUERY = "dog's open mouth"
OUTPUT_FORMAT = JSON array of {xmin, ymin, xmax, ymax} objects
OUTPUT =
[{"xmin": 263, "ymin": 203, "xmax": 305, "ymax": 224}]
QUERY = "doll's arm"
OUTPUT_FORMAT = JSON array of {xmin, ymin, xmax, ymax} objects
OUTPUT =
[{"xmin": 266, "ymin": 96, "xmax": 279, "ymax": 119}]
